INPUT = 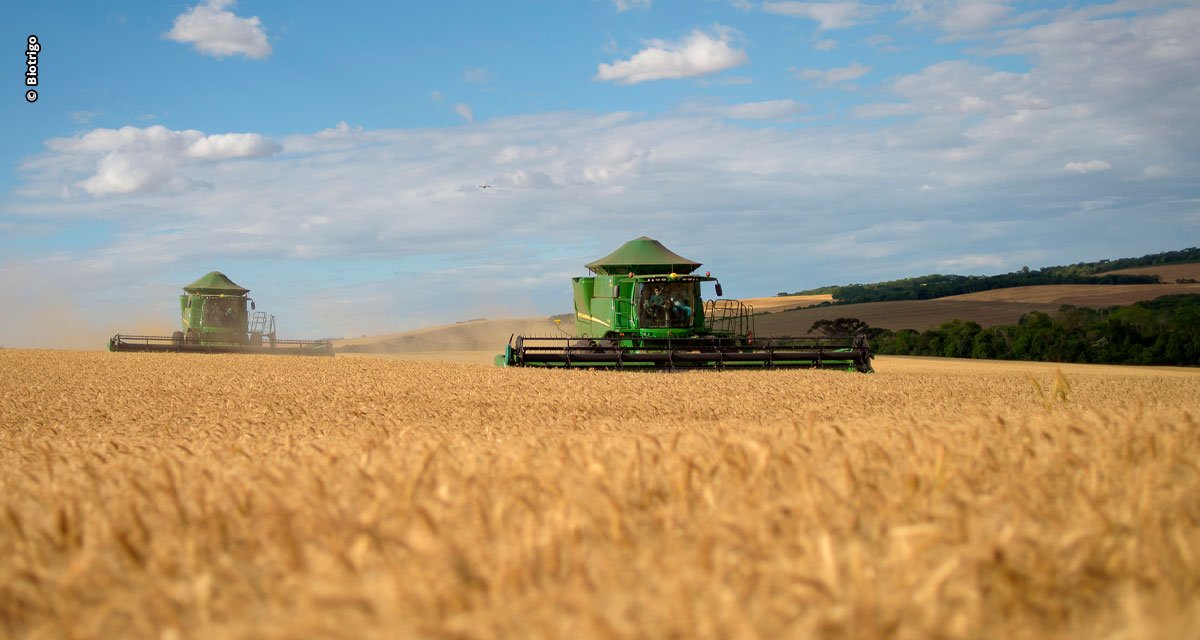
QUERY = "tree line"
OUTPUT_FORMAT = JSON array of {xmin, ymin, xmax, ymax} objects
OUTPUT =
[{"xmin": 811, "ymin": 294, "xmax": 1200, "ymax": 366}]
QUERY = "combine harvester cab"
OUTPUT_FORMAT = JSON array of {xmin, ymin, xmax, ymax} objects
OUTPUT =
[
  {"xmin": 496, "ymin": 237, "xmax": 872, "ymax": 371},
  {"xmin": 109, "ymin": 271, "xmax": 333, "ymax": 356}
]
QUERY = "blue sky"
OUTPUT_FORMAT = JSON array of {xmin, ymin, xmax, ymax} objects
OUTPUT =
[{"xmin": 3, "ymin": 0, "xmax": 1198, "ymax": 346}]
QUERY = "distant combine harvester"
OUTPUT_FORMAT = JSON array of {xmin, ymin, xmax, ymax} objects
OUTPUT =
[{"xmin": 109, "ymin": 271, "xmax": 333, "ymax": 356}]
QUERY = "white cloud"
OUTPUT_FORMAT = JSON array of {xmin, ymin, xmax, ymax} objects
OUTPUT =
[
  {"xmin": 941, "ymin": 1, "xmax": 1013, "ymax": 33},
  {"xmin": 957, "ymin": 95, "xmax": 989, "ymax": 112},
  {"xmin": 729, "ymin": 0, "xmax": 753, "ymax": 10},
  {"xmin": 614, "ymin": 0, "xmax": 651, "ymax": 11},
  {"xmin": 82, "ymin": 152, "xmax": 180, "ymax": 196},
  {"xmin": 494, "ymin": 145, "xmax": 560, "ymax": 164},
  {"xmin": 937, "ymin": 254, "xmax": 1007, "ymax": 270},
  {"xmin": 682, "ymin": 99, "xmax": 807, "ymax": 121},
  {"xmin": 1064, "ymin": 160, "xmax": 1111, "ymax": 174},
  {"xmin": 796, "ymin": 62, "xmax": 871, "ymax": 85},
  {"xmin": 596, "ymin": 26, "xmax": 749, "ymax": 84},
  {"xmin": 455, "ymin": 103, "xmax": 474, "ymax": 123},
  {"xmin": 313, "ymin": 120, "xmax": 364, "ymax": 141},
  {"xmin": 814, "ymin": 38, "xmax": 838, "ymax": 51},
  {"xmin": 762, "ymin": 2, "xmax": 880, "ymax": 30},
  {"xmin": 40, "ymin": 125, "xmax": 281, "ymax": 196},
  {"xmin": 186, "ymin": 133, "xmax": 281, "ymax": 160},
  {"xmin": 854, "ymin": 60, "xmax": 1025, "ymax": 117},
  {"xmin": 165, "ymin": 0, "xmax": 271, "ymax": 59},
  {"xmin": 896, "ymin": 1, "xmax": 1016, "ymax": 35}
]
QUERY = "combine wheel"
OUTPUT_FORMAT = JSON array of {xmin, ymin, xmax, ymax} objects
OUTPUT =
[{"xmin": 171, "ymin": 331, "xmax": 184, "ymax": 348}]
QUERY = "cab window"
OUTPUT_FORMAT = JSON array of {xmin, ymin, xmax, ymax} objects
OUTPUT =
[
  {"xmin": 637, "ymin": 282, "xmax": 695, "ymax": 328},
  {"xmin": 202, "ymin": 297, "xmax": 244, "ymax": 329}
]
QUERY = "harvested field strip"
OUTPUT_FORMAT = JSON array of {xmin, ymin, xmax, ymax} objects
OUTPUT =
[
  {"xmin": 945, "ymin": 283, "xmax": 1200, "ymax": 304},
  {"xmin": 1, "ymin": 350, "xmax": 1198, "ymax": 638},
  {"xmin": 736, "ymin": 294, "xmax": 834, "ymax": 313},
  {"xmin": 755, "ymin": 284, "xmax": 1200, "ymax": 333},
  {"xmin": 1096, "ymin": 263, "xmax": 1200, "ymax": 281},
  {"xmin": 755, "ymin": 299, "xmax": 1066, "ymax": 333}
]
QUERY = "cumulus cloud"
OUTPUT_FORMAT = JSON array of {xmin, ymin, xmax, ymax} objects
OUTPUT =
[
  {"xmin": 596, "ymin": 26, "xmax": 749, "ymax": 84},
  {"xmin": 165, "ymin": 0, "xmax": 271, "ymax": 59},
  {"xmin": 82, "ymin": 153, "xmax": 179, "ymax": 196},
  {"xmin": 40, "ymin": 125, "xmax": 280, "ymax": 196},
  {"xmin": 1064, "ymin": 160, "xmax": 1112, "ymax": 174},
  {"xmin": 795, "ymin": 62, "xmax": 871, "ymax": 86},
  {"xmin": 762, "ymin": 1, "xmax": 881, "ymax": 30},
  {"xmin": 186, "ymin": 133, "xmax": 281, "ymax": 160}
]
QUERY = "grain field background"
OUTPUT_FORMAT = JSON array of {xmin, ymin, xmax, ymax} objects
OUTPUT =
[{"xmin": 1, "ymin": 350, "xmax": 1198, "ymax": 639}]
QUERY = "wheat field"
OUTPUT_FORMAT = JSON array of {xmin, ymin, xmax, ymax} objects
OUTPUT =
[{"xmin": 1, "ymin": 350, "xmax": 1198, "ymax": 639}]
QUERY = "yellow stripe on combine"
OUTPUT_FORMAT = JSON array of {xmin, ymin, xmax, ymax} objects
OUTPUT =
[{"xmin": 577, "ymin": 313, "xmax": 611, "ymax": 327}]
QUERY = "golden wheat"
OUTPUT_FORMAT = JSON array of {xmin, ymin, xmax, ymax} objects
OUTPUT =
[{"xmin": 0, "ymin": 350, "xmax": 1198, "ymax": 639}]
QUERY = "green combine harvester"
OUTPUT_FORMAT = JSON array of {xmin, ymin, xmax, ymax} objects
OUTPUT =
[
  {"xmin": 496, "ymin": 237, "xmax": 872, "ymax": 371},
  {"xmin": 109, "ymin": 271, "xmax": 333, "ymax": 356}
]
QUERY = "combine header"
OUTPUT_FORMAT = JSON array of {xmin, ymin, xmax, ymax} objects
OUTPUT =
[
  {"xmin": 109, "ymin": 271, "xmax": 333, "ymax": 356},
  {"xmin": 496, "ymin": 237, "xmax": 872, "ymax": 371}
]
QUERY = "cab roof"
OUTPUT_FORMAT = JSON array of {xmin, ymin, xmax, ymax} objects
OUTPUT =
[
  {"xmin": 585, "ymin": 236, "xmax": 702, "ymax": 275},
  {"xmin": 182, "ymin": 271, "xmax": 249, "ymax": 295}
]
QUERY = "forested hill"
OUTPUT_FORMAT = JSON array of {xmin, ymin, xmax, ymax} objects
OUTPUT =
[
  {"xmin": 781, "ymin": 247, "xmax": 1200, "ymax": 305},
  {"xmin": 867, "ymin": 294, "xmax": 1200, "ymax": 367}
]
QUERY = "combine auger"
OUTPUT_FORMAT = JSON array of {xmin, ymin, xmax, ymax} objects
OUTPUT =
[
  {"xmin": 496, "ymin": 237, "xmax": 872, "ymax": 372},
  {"xmin": 109, "ymin": 271, "xmax": 333, "ymax": 356}
]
